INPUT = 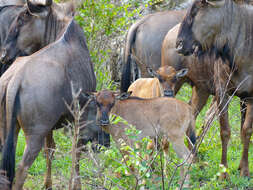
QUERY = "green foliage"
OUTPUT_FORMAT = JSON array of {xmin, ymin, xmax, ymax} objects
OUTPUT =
[{"xmin": 75, "ymin": 0, "xmax": 141, "ymax": 90}]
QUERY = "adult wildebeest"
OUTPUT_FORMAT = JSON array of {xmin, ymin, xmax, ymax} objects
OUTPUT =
[
  {"xmin": 1, "ymin": 3, "xmax": 105, "ymax": 189},
  {"xmin": 176, "ymin": 0, "xmax": 253, "ymax": 178},
  {"xmin": 120, "ymin": 10, "xmax": 186, "ymax": 92},
  {"xmin": 161, "ymin": 23, "xmax": 218, "ymax": 119},
  {"xmin": 0, "ymin": 2, "xmax": 110, "ymax": 189},
  {"xmin": 86, "ymin": 89, "xmax": 196, "ymax": 185},
  {"xmin": 0, "ymin": 16, "xmax": 96, "ymax": 189}
]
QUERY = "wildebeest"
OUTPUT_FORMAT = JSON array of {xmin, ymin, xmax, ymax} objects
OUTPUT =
[
  {"xmin": 128, "ymin": 65, "xmax": 188, "ymax": 98},
  {"xmin": 161, "ymin": 23, "xmax": 217, "ymax": 118},
  {"xmin": 120, "ymin": 10, "xmax": 186, "ymax": 92},
  {"xmin": 0, "ymin": 7, "xmax": 96, "ymax": 190},
  {"xmin": 86, "ymin": 89, "xmax": 196, "ymax": 184},
  {"xmin": 176, "ymin": 0, "xmax": 253, "ymax": 178},
  {"xmin": 0, "ymin": 0, "xmax": 110, "ymax": 185}
]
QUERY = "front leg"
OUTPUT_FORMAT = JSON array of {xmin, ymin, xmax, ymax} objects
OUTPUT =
[
  {"xmin": 239, "ymin": 100, "xmax": 253, "ymax": 177},
  {"xmin": 190, "ymin": 86, "xmax": 209, "ymax": 119},
  {"xmin": 214, "ymin": 60, "xmax": 232, "ymax": 179}
]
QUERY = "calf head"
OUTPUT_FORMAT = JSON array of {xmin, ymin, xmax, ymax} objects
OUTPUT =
[
  {"xmin": 85, "ymin": 90, "xmax": 131, "ymax": 126},
  {"xmin": 147, "ymin": 65, "xmax": 188, "ymax": 97}
]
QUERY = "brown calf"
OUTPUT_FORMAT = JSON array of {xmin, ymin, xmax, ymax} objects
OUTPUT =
[
  {"xmin": 128, "ymin": 65, "xmax": 188, "ymax": 98},
  {"xmin": 87, "ymin": 89, "xmax": 196, "ymax": 183}
]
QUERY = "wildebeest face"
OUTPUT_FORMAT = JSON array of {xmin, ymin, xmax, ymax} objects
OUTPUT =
[
  {"xmin": 148, "ymin": 66, "xmax": 188, "ymax": 97},
  {"xmin": 95, "ymin": 90, "xmax": 116, "ymax": 126},
  {"xmin": 176, "ymin": 0, "xmax": 225, "ymax": 56},
  {"xmin": 0, "ymin": 0, "xmax": 52, "ymax": 64}
]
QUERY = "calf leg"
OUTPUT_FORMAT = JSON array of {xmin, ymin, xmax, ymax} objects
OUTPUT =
[
  {"xmin": 239, "ymin": 101, "xmax": 253, "ymax": 177},
  {"xmin": 44, "ymin": 131, "xmax": 55, "ymax": 190},
  {"xmin": 171, "ymin": 137, "xmax": 193, "ymax": 187}
]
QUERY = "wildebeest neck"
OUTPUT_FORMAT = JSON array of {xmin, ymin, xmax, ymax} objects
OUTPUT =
[
  {"xmin": 42, "ymin": 7, "xmax": 68, "ymax": 47},
  {"xmin": 60, "ymin": 19, "xmax": 96, "ymax": 92}
]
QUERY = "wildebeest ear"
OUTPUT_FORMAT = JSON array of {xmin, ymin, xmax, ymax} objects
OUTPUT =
[
  {"xmin": 147, "ymin": 67, "xmax": 159, "ymax": 78},
  {"xmin": 176, "ymin": 68, "xmax": 188, "ymax": 78},
  {"xmin": 26, "ymin": 0, "xmax": 52, "ymax": 17},
  {"xmin": 116, "ymin": 91, "xmax": 132, "ymax": 100}
]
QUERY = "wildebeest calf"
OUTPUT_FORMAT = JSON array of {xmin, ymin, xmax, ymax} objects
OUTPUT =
[{"xmin": 86, "ymin": 89, "xmax": 196, "ymax": 183}]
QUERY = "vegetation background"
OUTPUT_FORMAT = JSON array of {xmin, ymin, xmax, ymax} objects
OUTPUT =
[{"xmin": 14, "ymin": 0, "xmax": 253, "ymax": 189}]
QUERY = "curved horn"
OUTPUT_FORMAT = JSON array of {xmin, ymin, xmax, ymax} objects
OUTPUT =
[
  {"xmin": 26, "ymin": 0, "xmax": 52, "ymax": 6},
  {"xmin": 206, "ymin": 0, "xmax": 225, "ymax": 7}
]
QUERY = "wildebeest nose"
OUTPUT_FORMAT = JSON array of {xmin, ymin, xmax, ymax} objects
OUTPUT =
[
  {"xmin": 100, "ymin": 119, "xmax": 110, "ymax": 126},
  {"xmin": 164, "ymin": 90, "xmax": 174, "ymax": 97}
]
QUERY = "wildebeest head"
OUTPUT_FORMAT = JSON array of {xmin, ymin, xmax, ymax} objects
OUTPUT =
[
  {"xmin": 176, "ymin": 0, "xmax": 226, "ymax": 56},
  {"xmin": 85, "ymin": 90, "xmax": 131, "ymax": 126},
  {"xmin": 0, "ymin": 0, "xmax": 74, "ymax": 64},
  {"xmin": 147, "ymin": 65, "xmax": 188, "ymax": 97}
]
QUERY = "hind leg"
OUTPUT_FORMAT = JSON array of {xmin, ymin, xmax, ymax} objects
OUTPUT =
[
  {"xmin": 171, "ymin": 137, "xmax": 193, "ymax": 187},
  {"xmin": 44, "ymin": 131, "xmax": 55, "ymax": 190},
  {"xmin": 13, "ymin": 129, "xmax": 47, "ymax": 190}
]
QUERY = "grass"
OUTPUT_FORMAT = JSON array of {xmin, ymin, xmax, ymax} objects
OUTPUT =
[{"xmin": 10, "ymin": 84, "xmax": 253, "ymax": 189}]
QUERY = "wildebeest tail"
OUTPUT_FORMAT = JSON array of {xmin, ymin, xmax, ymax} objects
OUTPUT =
[
  {"xmin": 120, "ymin": 15, "xmax": 152, "ymax": 93},
  {"xmin": 186, "ymin": 112, "xmax": 196, "ymax": 148},
  {"xmin": 0, "ymin": 77, "xmax": 21, "ymax": 187}
]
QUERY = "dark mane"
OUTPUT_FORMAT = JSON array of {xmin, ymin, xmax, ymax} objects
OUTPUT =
[{"xmin": 60, "ymin": 19, "xmax": 96, "ymax": 92}]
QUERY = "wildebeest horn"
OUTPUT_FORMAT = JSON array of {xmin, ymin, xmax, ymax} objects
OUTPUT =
[
  {"xmin": 206, "ymin": 0, "xmax": 225, "ymax": 6},
  {"xmin": 26, "ymin": 0, "xmax": 52, "ymax": 6}
]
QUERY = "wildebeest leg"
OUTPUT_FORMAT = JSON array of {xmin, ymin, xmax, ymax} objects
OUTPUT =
[
  {"xmin": 214, "ymin": 60, "xmax": 231, "ymax": 179},
  {"xmin": 190, "ymin": 86, "xmax": 209, "ymax": 119},
  {"xmin": 239, "ymin": 101, "xmax": 253, "ymax": 177},
  {"xmin": 44, "ymin": 131, "xmax": 55, "ymax": 190},
  {"xmin": 216, "ymin": 93, "xmax": 231, "ymax": 179},
  {"xmin": 240, "ymin": 99, "xmax": 247, "ymax": 134},
  {"xmin": 170, "ymin": 137, "xmax": 192, "ymax": 187},
  {"xmin": 13, "ymin": 131, "xmax": 46, "ymax": 190}
]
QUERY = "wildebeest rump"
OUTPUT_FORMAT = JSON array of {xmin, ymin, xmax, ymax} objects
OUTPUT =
[
  {"xmin": 0, "ymin": 17, "xmax": 97, "ymax": 189},
  {"xmin": 120, "ymin": 10, "xmax": 186, "ymax": 92},
  {"xmin": 176, "ymin": 0, "xmax": 253, "ymax": 177}
]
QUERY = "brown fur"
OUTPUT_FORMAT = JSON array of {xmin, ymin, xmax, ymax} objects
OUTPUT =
[
  {"xmin": 176, "ymin": 0, "xmax": 253, "ymax": 178},
  {"xmin": 94, "ymin": 90, "xmax": 196, "ymax": 183}
]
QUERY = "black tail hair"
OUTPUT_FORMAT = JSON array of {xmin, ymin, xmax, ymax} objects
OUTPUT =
[
  {"xmin": 0, "ymin": 96, "xmax": 18, "ymax": 187},
  {"xmin": 120, "ymin": 54, "xmax": 132, "ymax": 93}
]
